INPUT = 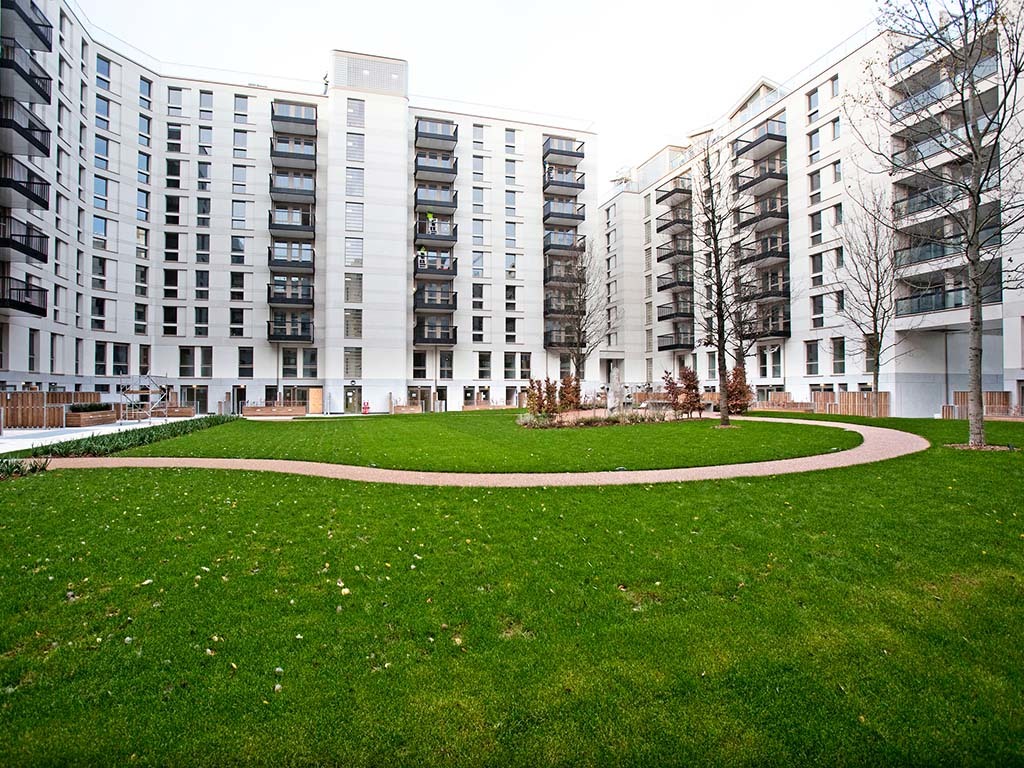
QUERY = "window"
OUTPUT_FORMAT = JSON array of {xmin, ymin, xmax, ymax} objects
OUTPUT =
[
  {"xmin": 282, "ymin": 349, "xmax": 297, "ymax": 378},
  {"xmin": 505, "ymin": 222, "xmax": 517, "ymax": 248},
  {"xmin": 505, "ymin": 317, "xmax": 516, "ymax": 344},
  {"xmin": 95, "ymin": 136, "xmax": 110, "ymax": 170},
  {"xmin": 472, "ymin": 283, "xmax": 484, "ymax": 310},
  {"xmin": 811, "ymin": 294, "xmax": 825, "ymax": 328},
  {"xmin": 135, "ymin": 264, "xmax": 148, "ymax": 297},
  {"xmin": 238, "ymin": 347, "xmax": 253, "ymax": 378},
  {"xmin": 810, "ymin": 211, "xmax": 823, "ymax": 246},
  {"xmin": 345, "ymin": 167, "xmax": 364, "ymax": 196},
  {"xmin": 808, "ymin": 129, "xmax": 820, "ymax": 164},
  {"xmin": 504, "ymin": 128, "xmax": 516, "ymax": 153},
  {"xmin": 345, "ymin": 238, "xmax": 363, "ymax": 267},
  {"xmin": 136, "ymin": 190, "xmax": 149, "ymax": 221},
  {"xmin": 835, "ymin": 289, "xmax": 845, "ymax": 313},
  {"xmin": 230, "ymin": 272, "xmax": 245, "ymax": 302},
  {"xmin": 195, "ymin": 268, "xmax": 209, "ymax": 300},
  {"xmin": 94, "ymin": 341, "xmax": 107, "ymax": 376},
  {"xmin": 835, "ymin": 246, "xmax": 844, "ymax": 268},
  {"xmin": 472, "ymin": 187, "xmax": 484, "ymax": 213},
  {"xmin": 344, "ymin": 273, "xmax": 363, "ymax": 303},
  {"xmin": 200, "ymin": 347, "xmax": 213, "ymax": 377},
  {"xmin": 504, "ymin": 159, "xmax": 516, "ymax": 184},
  {"xmin": 198, "ymin": 90, "xmax": 213, "ymax": 120},
  {"xmin": 166, "ymin": 123, "xmax": 182, "ymax": 154},
  {"xmin": 473, "ymin": 155, "xmax": 484, "ymax": 181},
  {"xmin": 805, "ymin": 341, "xmax": 819, "ymax": 375},
  {"xmin": 95, "ymin": 95, "xmax": 111, "ymax": 130},
  {"xmin": 810, "ymin": 253, "xmax": 824, "ymax": 287},
  {"xmin": 138, "ymin": 114, "xmax": 151, "ymax": 147},
  {"xmin": 196, "ymin": 161, "xmax": 211, "ymax": 191},
  {"xmin": 472, "ymin": 251, "xmax": 484, "ymax": 278},
  {"xmin": 472, "ymin": 124, "xmax": 484, "ymax": 149},
  {"xmin": 231, "ymin": 200, "xmax": 247, "ymax": 229},
  {"xmin": 831, "ymin": 118, "xmax": 841, "ymax": 140},
  {"xmin": 832, "ymin": 337, "xmax": 846, "ymax": 374},
  {"xmin": 165, "ymin": 194, "xmax": 181, "ymax": 225},
  {"xmin": 504, "ymin": 352, "xmax": 516, "ymax": 379},
  {"xmin": 478, "ymin": 351, "xmax": 491, "ymax": 379},
  {"xmin": 232, "ymin": 165, "xmax": 247, "ymax": 194},
  {"xmin": 96, "ymin": 55, "xmax": 112, "ymax": 90},
  {"xmin": 344, "ymin": 309, "xmax": 362, "ymax": 338},
  {"xmin": 833, "ymin": 203, "xmax": 843, "ymax": 225},
  {"xmin": 830, "ymin": 75, "xmax": 839, "ymax": 97},
  {"xmin": 413, "ymin": 351, "xmax": 427, "ymax": 379},
  {"xmin": 505, "ymin": 190, "xmax": 516, "ymax": 217},
  {"xmin": 134, "ymin": 303, "xmax": 147, "ymax": 334},
  {"xmin": 346, "ymin": 133, "xmax": 364, "ymax": 162},
  {"xmin": 139, "ymin": 77, "xmax": 152, "ymax": 110},
  {"xmin": 136, "ymin": 227, "xmax": 149, "ymax": 260},
  {"xmin": 92, "ymin": 216, "xmax": 109, "ymax": 250},
  {"xmin": 865, "ymin": 334, "xmax": 880, "ymax": 373},
  {"xmin": 167, "ymin": 87, "xmax": 183, "ymax": 116},
  {"xmin": 198, "ymin": 125, "xmax": 212, "ymax": 154},
  {"xmin": 505, "ymin": 285, "xmax": 516, "ymax": 311},
  {"xmin": 809, "ymin": 170, "xmax": 821, "ymax": 193},
  {"xmin": 832, "ymin": 160, "xmax": 842, "ymax": 182},
  {"xmin": 347, "ymin": 98, "xmax": 364, "ymax": 128},
  {"xmin": 707, "ymin": 351, "xmax": 717, "ymax": 380},
  {"xmin": 164, "ymin": 232, "xmax": 180, "ymax": 261},
  {"xmin": 807, "ymin": 88, "xmax": 819, "ymax": 122},
  {"xmin": 505, "ymin": 253, "xmax": 516, "ymax": 279},
  {"xmin": 93, "ymin": 176, "xmax": 109, "ymax": 210},
  {"xmin": 194, "ymin": 307, "xmax": 209, "ymax": 337},
  {"xmin": 179, "ymin": 346, "xmax": 195, "ymax": 377},
  {"xmin": 520, "ymin": 352, "xmax": 531, "ymax": 380},
  {"xmin": 344, "ymin": 347, "xmax": 362, "ymax": 378},
  {"xmin": 473, "ymin": 219, "xmax": 485, "ymax": 246},
  {"xmin": 233, "ymin": 129, "xmax": 248, "ymax": 158},
  {"xmin": 229, "ymin": 308, "xmax": 245, "ymax": 337},
  {"xmin": 345, "ymin": 202, "xmax": 363, "ymax": 231},
  {"xmin": 137, "ymin": 152, "xmax": 150, "ymax": 183},
  {"xmin": 233, "ymin": 94, "xmax": 249, "ymax": 124},
  {"xmin": 163, "ymin": 268, "xmax": 179, "ymax": 299},
  {"xmin": 472, "ymin": 316, "xmax": 484, "ymax": 343}
]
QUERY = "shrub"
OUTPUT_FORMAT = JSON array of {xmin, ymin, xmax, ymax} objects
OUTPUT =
[
  {"xmin": 69, "ymin": 402, "xmax": 112, "ymax": 413},
  {"xmin": 726, "ymin": 366, "xmax": 754, "ymax": 415},
  {"xmin": 543, "ymin": 379, "xmax": 560, "ymax": 415},
  {"xmin": 30, "ymin": 415, "xmax": 238, "ymax": 458},
  {"xmin": 662, "ymin": 371, "xmax": 682, "ymax": 416},
  {"xmin": 559, "ymin": 375, "xmax": 581, "ymax": 413},
  {"xmin": 516, "ymin": 413, "xmax": 555, "ymax": 429},
  {"xmin": 679, "ymin": 367, "xmax": 703, "ymax": 417},
  {"xmin": 0, "ymin": 456, "xmax": 49, "ymax": 481}
]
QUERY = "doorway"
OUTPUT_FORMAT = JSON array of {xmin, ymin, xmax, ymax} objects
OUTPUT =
[
  {"xmin": 180, "ymin": 385, "xmax": 209, "ymax": 414},
  {"xmin": 344, "ymin": 386, "xmax": 362, "ymax": 414},
  {"xmin": 435, "ymin": 386, "xmax": 447, "ymax": 412},
  {"xmin": 231, "ymin": 385, "xmax": 246, "ymax": 414}
]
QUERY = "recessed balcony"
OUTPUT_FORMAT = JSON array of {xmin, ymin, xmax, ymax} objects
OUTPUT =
[
  {"xmin": 267, "ymin": 283, "xmax": 314, "ymax": 308},
  {"xmin": 896, "ymin": 284, "xmax": 1001, "ymax": 316},
  {"xmin": 415, "ymin": 118, "xmax": 458, "ymax": 151},
  {"xmin": 1, "ymin": 0, "xmax": 53, "ymax": 51},
  {"xmin": 269, "ymin": 174, "xmax": 315, "ymax": 204},
  {"xmin": 741, "ymin": 318, "xmax": 791, "ymax": 340},
  {"xmin": 655, "ymin": 208, "xmax": 692, "ymax": 235},
  {"xmin": 655, "ymin": 176, "xmax": 693, "ymax": 206},
  {"xmin": 415, "ymin": 153, "xmax": 457, "ymax": 183},
  {"xmin": 543, "ymin": 136, "xmax": 584, "ymax": 167},
  {"xmin": 0, "ymin": 37, "xmax": 50, "ymax": 103},
  {"xmin": 656, "ymin": 269, "xmax": 694, "ymax": 292},
  {"xmin": 414, "ymin": 218, "xmax": 457, "ymax": 246},
  {"xmin": 0, "ymin": 274, "xmax": 45, "ymax": 316},
  {"xmin": 543, "ymin": 168, "xmax": 585, "ymax": 197},
  {"xmin": 544, "ymin": 298, "xmax": 581, "ymax": 317},
  {"xmin": 414, "ymin": 289, "xmax": 457, "ymax": 313},
  {"xmin": 543, "ymin": 200, "xmax": 585, "ymax": 227},
  {"xmin": 543, "ymin": 231, "xmax": 585, "ymax": 257},
  {"xmin": 735, "ymin": 159, "xmax": 787, "ymax": 196},
  {"xmin": 894, "ymin": 227, "xmax": 999, "ymax": 268},
  {"xmin": 414, "ymin": 187, "xmax": 457, "ymax": 214},
  {"xmin": 737, "ymin": 197, "xmax": 788, "ymax": 231},
  {"xmin": 742, "ymin": 285, "xmax": 791, "ymax": 304},
  {"xmin": 269, "ymin": 137, "xmax": 316, "ymax": 170},
  {"xmin": 0, "ymin": 211, "xmax": 47, "ymax": 261},
  {"xmin": 891, "ymin": 56, "xmax": 997, "ymax": 121},
  {"xmin": 413, "ymin": 253, "xmax": 457, "ymax": 280},
  {"xmin": 543, "ymin": 265, "xmax": 581, "ymax": 287},
  {"xmin": 267, "ymin": 320, "xmax": 314, "ymax": 343},
  {"xmin": 271, "ymin": 101, "xmax": 317, "ymax": 137},
  {"xmin": 656, "ymin": 237, "xmax": 694, "ymax": 264},
  {"xmin": 268, "ymin": 210, "xmax": 315, "ymax": 238},
  {"xmin": 0, "ymin": 97, "xmax": 48, "ymax": 156},
  {"xmin": 733, "ymin": 119, "xmax": 786, "ymax": 161},
  {"xmin": 544, "ymin": 329, "xmax": 579, "ymax": 349},
  {"xmin": 414, "ymin": 324, "xmax": 457, "ymax": 345},
  {"xmin": 267, "ymin": 245, "xmax": 315, "ymax": 273},
  {"xmin": 657, "ymin": 301, "xmax": 694, "ymax": 322},
  {"xmin": 657, "ymin": 332, "xmax": 695, "ymax": 352},
  {"xmin": 0, "ymin": 154, "xmax": 48, "ymax": 209}
]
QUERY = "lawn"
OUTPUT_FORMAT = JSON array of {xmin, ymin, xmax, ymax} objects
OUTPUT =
[
  {"xmin": 0, "ymin": 417, "xmax": 1021, "ymax": 766},
  {"xmin": 121, "ymin": 410, "xmax": 862, "ymax": 472}
]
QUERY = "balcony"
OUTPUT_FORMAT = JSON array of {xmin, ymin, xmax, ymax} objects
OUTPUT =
[
  {"xmin": 655, "ymin": 176, "xmax": 693, "ymax": 206},
  {"xmin": 271, "ymin": 101, "xmax": 317, "ymax": 136},
  {"xmin": 1, "ymin": 0, "xmax": 53, "ymax": 51},
  {"xmin": 544, "ymin": 329, "xmax": 579, "ymax": 349},
  {"xmin": 543, "ymin": 231, "xmax": 585, "ymax": 256},
  {"xmin": 657, "ymin": 332, "xmax": 695, "ymax": 352},
  {"xmin": 414, "ymin": 324, "xmax": 457, "ymax": 345},
  {"xmin": 0, "ymin": 98, "xmax": 48, "ymax": 156},
  {"xmin": 895, "ymin": 228, "xmax": 1000, "ymax": 267},
  {"xmin": 657, "ymin": 301, "xmax": 694, "ymax": 322},
  {"xmin": 543, "ymin": 200, "xmax": 585, "ymax": 227},
  {"xmin": 742, "ymin": 284, "xmax": 790, "ymax": 304},
  {"xmin": 267, "ymin": 320, "xmax": 314, "ymax": 343},
  {"xmin": 741, "ymin": 318, "xmax": 791, "ymax": 340},
  {"xmin": 269, "ymin": 174, "xmax": 315, "ymax": 204},
  {"xmin": 892, "ymin": 126, "xmax": 969, "ymax": 168},
  {"xmin": 414, "ymin": 187, "xmax": 457, "ymax": 214},
  {"xmin": 0, "ymin": 274, "xmax": 45, "ymax": 316},
  {"xmin": 655, "ymin": 208, "xmax": 692, "ymax": 235},
  {"xmin": 414, "ymin": 254, "xmax": 457, "ymax": 280},
  {"xmin": 0, "ymin": 37, "xmax": 50, "ymax": 103},
  {"xmin": 269, "ymin": 138, "xmax": 316, "ymax": 170},
  {"xmin": 413, "ymin": 289, "xmax": 457, "ymax": 313},
  {"xmin": 896, "ymin": 284, "xmax": 1001, "ymax": 316},
  {"xmin": 414, "ymin": 218, "xmax": 457, "ymax": 246},
  {"xmin": 267, "ymin": 284, "xmax": 314, "ymax": 308},
  {"xmin": 0, "ymin": 211, "xmax": 47, "ymax": 261},
  {"xmin": 737, "ymin": 237, "xmax": 789, "ymax": 268},
  {"xmin": 738, "ymin": 197, "xmax": 788, "ymax": 231},
  {"xmin": 735, "ymin": 159, "xmax": 787, "ymax": 196},
  {"xmin": 267, "ymin": 246, "xmax": 315, "ymax": 273},
  {"xmin": 656, "ymin": 237, "xmax": 694, "ymax": 264},
  {"xmin": 543, "ymin": 136, "xmax": 584, "ymax": 167},
  {"xmin": 892, "ymin": 56, "xmax": 997, "ymax": 120},
  {"xmin": 543, "ymin": 168, "xmax": 585, "ymax": 196},
  {"xmin": 543, "ymin": 266, "xmax": 581, "ymax": 286},
  {"xmin": 415, "ymin": 153, "xmax": 457, "ymax": 183},
  {"xmin": 733, "ymin": 119, "xmax": 786, "ymax": 161},
  {"xmin": 268, "ymin": 210, "xmax": 315, "ymax": 238},
  {"xmin": 657, "ymin": 269, "xmax": 694, "ymax": 292},
  {"xmin": 544, "ymin": 298, "xmax": 580, "ymax": 317},
  {"xmin": 415, "ymin": 118, "xmax": 458, "ymax": 151},
  {"xmin": 0, "ymin": 154, "xmax": 48, "ymax": 209}
]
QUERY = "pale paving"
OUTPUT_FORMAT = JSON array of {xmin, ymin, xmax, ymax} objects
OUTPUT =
[{"xmin": 44, "ymin": 416, "xmax": 931, "ymax": 488}]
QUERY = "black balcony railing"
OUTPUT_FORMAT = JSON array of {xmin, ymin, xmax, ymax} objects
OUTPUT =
[
  {"xmin": 657, "ymin": 332, "xmax": 695, "ymax": 351},
  {"xmin": 414, "ymin": 324, "xmax": 457, "ymax": 345},
  {"xmin": 543, "ymin": 168, "xmax": 585, "ymax": 191},
  {"xmin": 267, "ymin": 320, "xmax": 314, "ymax": 343},
  {"xmin": 268, "ymin": 210, "xmax": 315, "ymax": 231},
  {"xmin": 267, "ymin": 246, "xmax": 315, "ymax": 271},
  {"xmin": 742, "ymin": 284, "xmax": 791, "ymax": 303},
  {"xmin": 415, "ymin": 187, "xmax": 458, "ymax": 209},
  {"xmin": 414, "ymin": 289, "xmax": 457, "ymax": 311},
  {"xmin": 543, "ymin": 136, "xmax": 584, "ymax": 162},
  {"xmin": 656, "ymin": 237, "xmax": 694, "ymax": 263},
  {"xmin": 544, "ymin": 330, "xmax": 579, "ymax": 348},
  {"xmin": 543, "ymin": 231, "xmax": 585, "ymax": 253},
  {"xmin": 415, "ymin": 154, "xmax": 458, "ymax": 176},
  {"xmin": 267, "ymin": 284, "xmax": 314, "ymax": 305},
  {"xmin": 0, "ymin": 211, "xmax": 47, "ymax": 260},
  {"xmin": 737, "ymin": 237, "xmax": 789, "ymax": 267},
  {"xmin": 543, "ymin": 266, "xmax": 582, "ymax": 285},
  {"xmin": 415, "ymin": 219, "xmax": 457, "ymax": 241},
  {"xmin": 415, "ymin": 119, "xmax": 458, "ymax": 146},
  {"xmin": 892, "ymin": 56, "xmax": 998, "ymax": 120},
  {"xmin": 657, "ymin": 302, "xmax": 695, "ymax": 321},
  {"xmin": 414, "ymin": 254, "xmax": 457, "ymax": 278},
  {"xmin": 737, "ymin": 197, "xmax": 788, "ymax": 229},
  {"xmin": 655, "ymin": 208, "xmax": 692, "ymax": 234},
  {"xmin": 896, "ymin": 284, "xmax": 1001, "ymax": 316},
  {"xmin": 895, "ymin": 228, "xmax": 1000, "ymax": 267},
  {"xmin": 0, "ymin": 97, "xmax": 49, "ymax": 155},
  {"xmin": 1, "ymin": 0, "xmax": 53, "ymax": 50},
  {"xmin": 735, "ymin": 159, "xmax": 788, "ymax": 194},
  {"xmin": 741, "ymin": 318, "xmax": 791, "ymax": 339},
  {"xmin": 271, "ymin": 101, "xmax": 317, "ymax": 123},
  {"xmin": 655, "ymin": 177, "xmax": 693, "ymax": 205},
  {"xmin": 543, "ymin": 200, "xmax": 585, "ymax": 221},
  {"xmin": 733, "ymin": 119, "xmax": 786, "ymax": 158},
  {"xmin": 0, "ymin": 153, "xmax": 48, "ymax": 208},
  {"xmin": 0, "ymin": 274, "xmax": 46, "ymax": 316},
  {"xmin": 544, "ymin": 298, "xmax": 581, "ymax": 316},
  {"xmin": 657, "ymin": 270, "xmax": 694, "ymax": 291},
  {"xmin": 0, "ymin": 37, "xmax": 51, "ymax": 101}
]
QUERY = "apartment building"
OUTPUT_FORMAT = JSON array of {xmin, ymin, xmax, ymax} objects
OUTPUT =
[
  {"xmin": 606, "ymin": 21, "xmax": 1024, "ymax": 417},
  {"xmin": 0, "ymin": 0, "xmax": 597, "ymax": 413}
]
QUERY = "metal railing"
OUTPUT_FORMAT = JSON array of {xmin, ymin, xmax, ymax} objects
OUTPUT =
[{"xmin": 896, "ymin": 284, "xmax": 1001, "ymax": 315}]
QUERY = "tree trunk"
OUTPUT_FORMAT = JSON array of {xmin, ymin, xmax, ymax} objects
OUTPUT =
[
  {"xmin": 966, "ymin": 256, "xmax": 986, "ymax": 447},
  {"xmin": 872, "ymin": 363, "xmax": 880, "ymax": 419},
  {"xmin": 717, "ymin": 337, "xmax": 730, "ymax": 427}
]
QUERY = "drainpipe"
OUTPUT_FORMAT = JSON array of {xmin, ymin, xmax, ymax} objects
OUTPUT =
[{"xmin": 944, "ymin": 331, "xmax": 950, "ymax": 412}]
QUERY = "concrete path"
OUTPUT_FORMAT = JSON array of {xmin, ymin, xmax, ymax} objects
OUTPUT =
[
  {"xmin": 45, "ymin": 417, "xmax": 930, "ymax": 487},
  {"xmin": 0, "ymin": 416, "xmax": 202, "ymax": 455}
]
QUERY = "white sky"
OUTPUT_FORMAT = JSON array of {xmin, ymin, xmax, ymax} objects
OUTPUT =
[{"xmin": 77, "ymin": 0, "xmax": 879, "ymax": 200}]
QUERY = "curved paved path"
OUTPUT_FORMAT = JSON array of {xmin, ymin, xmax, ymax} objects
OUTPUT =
[{"xmin": 45, "ymin": 416, "xmax": 930, "ymax": 487}]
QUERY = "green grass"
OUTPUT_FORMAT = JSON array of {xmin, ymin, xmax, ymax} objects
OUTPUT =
[
  {"xmin": 0, "ymin": 418, "xmax": 1019, "ymax": 764},
  {"xmin": 120, "ymin": 410, "xmax": 862, "ymax": 472}
]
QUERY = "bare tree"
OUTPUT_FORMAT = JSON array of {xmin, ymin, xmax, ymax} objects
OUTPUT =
[
  {"xmin": 549, "ymin": 240, "xmax": 606, "ymax": 380},
  {"xmin": 835, "ymin": 184, "xmax": 903, "ymax": 414},
  {"xmin": 848, "ymin": 0, "xmax": 1024, "ymax": 445}
]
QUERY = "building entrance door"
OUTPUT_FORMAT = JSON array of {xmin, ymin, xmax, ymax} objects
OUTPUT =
[
  {"xmin": 231, "ymin": 385, "xmax": 246, "ymax": 414},
  {"xmin": 344, "ymin": 386, "xmax": 362, "ymax": 414}
]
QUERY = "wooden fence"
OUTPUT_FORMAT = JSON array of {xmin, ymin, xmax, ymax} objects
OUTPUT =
[
  {"xmin": 951, "ymin": 391, "xmax": 1012, "ymax": 417},
  {"xmin": 752, "ymin": 390, "xmax": 889, "ymax": 417},
  {"xmin": 0, "ymin": 391, "xmax": 101, "ymax": 428}
]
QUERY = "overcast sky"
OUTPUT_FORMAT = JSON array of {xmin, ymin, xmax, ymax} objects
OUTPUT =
[{"xmin": 76, "ymin": 0, "xmax": 879, "ymax": 199}]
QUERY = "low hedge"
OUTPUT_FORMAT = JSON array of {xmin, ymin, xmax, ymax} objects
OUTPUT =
[
  {"xmin": 0, "ymin": 456, "xmax": 49, "ymax": 481},
  {"xmin": 31, "ymin": 415, "xmax": 238, "ymax": 458},
  {"xmin": 69, "ymin": 402, "xmax": 112, "ymax": 413}
]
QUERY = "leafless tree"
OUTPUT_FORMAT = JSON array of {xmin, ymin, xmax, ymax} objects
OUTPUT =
[
  {"xmin": 552, "ymin": 240, "xmax": 606, "ymax": 380},
  {"xmin": 847, "ymin": 0, "xmax": 1024, "ymax": 445}
]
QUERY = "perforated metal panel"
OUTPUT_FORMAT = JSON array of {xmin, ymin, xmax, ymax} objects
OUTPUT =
[{"xmin": 331, "ymin": 52, "xmax": 407, "ymax": 96}]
